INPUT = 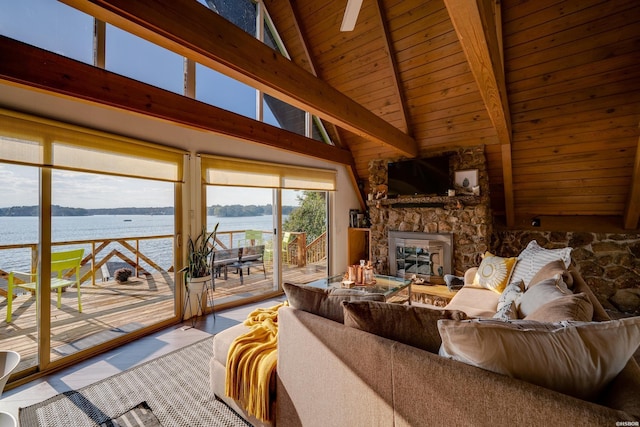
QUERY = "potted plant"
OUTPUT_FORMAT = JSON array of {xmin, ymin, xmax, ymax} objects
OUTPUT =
[{"xmin": 184, "ymin": 223, "xmax": 219, "ymax": 296}]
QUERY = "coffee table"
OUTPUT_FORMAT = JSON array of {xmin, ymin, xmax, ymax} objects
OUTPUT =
[{"xmin": 306, "ymin": 274, "xmax": 412, "ymax": 303}]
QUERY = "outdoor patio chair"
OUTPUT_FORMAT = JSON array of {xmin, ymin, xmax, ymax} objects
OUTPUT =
[
  {"xmin": 237, "ymin": 245, "xmax": 267, "ymax": 284},
  {"xmin": 5, "ymin": 248, "xmax": 85, "ymax": 323},
  {"xmin": 264, "ymin": 232, "xmax": 293, "ymax": 265},
  {"xmin": 238, "ymin": 230, "xmax": 264, "ymax": 247},
  {"xmin": 212, "ymin": 248, "xmax": 241, "ymax": 280}
]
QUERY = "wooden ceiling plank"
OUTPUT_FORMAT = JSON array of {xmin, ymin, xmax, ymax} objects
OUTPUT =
[
  {"xmin": 0, "ymin": 36, "xmax": 355, "ymax": 166},
  {"xmin": 623, "ymin": 123, "xmax": 640, "ymax": 229},
  {"xmin": 371, "ymin": 0, "xmax": 410, "ymax": 135},
  {"xmin": 60, "ymin": 0, "xmax": 418, "ymax": 157},
  {"xmin": 444, "ymin": 0, "xmax": 514, "ymax": 225}
]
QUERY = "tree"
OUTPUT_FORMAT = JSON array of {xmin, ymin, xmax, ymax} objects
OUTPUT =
[{"xmin": 283, "ymin": 191, "xmax": 326, "ymax": 243}]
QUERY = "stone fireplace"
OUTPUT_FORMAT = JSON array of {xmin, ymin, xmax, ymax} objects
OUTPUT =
[
  {"xmin": 388, "ymin": 231, "xmax": 453, "ymax": 283},
  {"xmin": 367, "ymin": 146, "xmax": 493, "ymax": 276}
]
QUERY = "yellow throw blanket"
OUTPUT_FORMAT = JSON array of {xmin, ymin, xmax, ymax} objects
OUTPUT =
[{"xmin": 225, "ymin": 302, "xmax": 287, "ymax": 422}]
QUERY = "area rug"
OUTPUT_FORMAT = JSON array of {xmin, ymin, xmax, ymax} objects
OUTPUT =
[{"xmin": 19, "ymin": 337, "xmax": 250, "ymax": 427}]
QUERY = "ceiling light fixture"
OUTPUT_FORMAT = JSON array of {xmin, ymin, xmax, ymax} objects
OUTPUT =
[{"xmin": 340, "ymin": 0, "xmax": 363, "ymax": 32}]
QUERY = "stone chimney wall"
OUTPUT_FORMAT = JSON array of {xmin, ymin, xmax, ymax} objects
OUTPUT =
[
  {"xmin": 493, "ymin": 231, "xmax": 640, "ymax": 315},
  {"xmin": 367, "ymin": 146, "xmax": 493, "ymax": 275}
]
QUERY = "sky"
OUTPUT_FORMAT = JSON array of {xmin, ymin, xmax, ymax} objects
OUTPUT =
[
  {"xmin": 0, "ymin": 1, "xmax": 306, "ymax": 210},
  {"xmin": 0, "ymin": 164, "xmax": 299, "ymax": 209}
]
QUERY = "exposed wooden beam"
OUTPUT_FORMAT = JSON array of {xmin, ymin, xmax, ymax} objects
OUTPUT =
[
  {"xmin": 60, "ymin": 0, "xmax": 418, "ymax": 157},
  {"xmin": 623, "ymin": 122, "xmax": 640, "ymax": 229},
  {"xmin": 444, "ymin": 0, "xmax": 514, "ymax": 225},
  {"xmin": 373, "ymin": 0, "xmax": 411, "ymax": 135},
  {"xmin": 0, "ymin": 36, "xmax": 355, "ymax": 167}
]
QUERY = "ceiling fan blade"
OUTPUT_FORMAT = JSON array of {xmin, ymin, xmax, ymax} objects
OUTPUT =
[{"xmin": 340, "ymin": 0, "xmax": 363, "ymax": 32}]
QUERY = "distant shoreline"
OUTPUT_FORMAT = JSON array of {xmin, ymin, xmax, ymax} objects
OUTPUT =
[{"xmin": 0, "ymin": 204, "xmax": 295, "ymax": 217}]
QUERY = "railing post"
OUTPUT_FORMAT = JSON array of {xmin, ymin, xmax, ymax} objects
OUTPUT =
[
  {"xmin": 31, "ymin": 244, "xmax": 37, "ymax": 275},
  {"xmin": 91, "ymin": 241, "xmax": 96, "ymax": 286},
  {"xmin": 297, "ymin": 233, "xmax": 306, "ymax": 267}
]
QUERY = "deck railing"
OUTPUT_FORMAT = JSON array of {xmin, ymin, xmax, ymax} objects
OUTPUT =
[{"xmin": 0, "ymin": 229, "xmax": 328, "ymax": 294}]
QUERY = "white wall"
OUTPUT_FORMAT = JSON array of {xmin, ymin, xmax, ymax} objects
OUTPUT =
[{"xmin": 0, "ymin": 83, "xmax": 360, "ymax": 275}]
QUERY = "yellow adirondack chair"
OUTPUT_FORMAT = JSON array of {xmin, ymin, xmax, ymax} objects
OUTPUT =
[
  {"xmin": 5, "ymin": 248, "xmax": 84, "ymax": 323},
  {"xmin": 264, "ymin": 231, "xmax": 293, "ymax": 265},
  {"xmin": 239, "ymin": 230, "xmax": 264, "ymax": 247}
]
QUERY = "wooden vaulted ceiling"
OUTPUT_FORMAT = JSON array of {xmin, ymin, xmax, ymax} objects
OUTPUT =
[
  {"xmin": 267, "ymin": 0, "xmax": 640, "ymax": 229},
  {"xmin": 1, "ymin": 0, "xmax": 639, "ymax": 230}
]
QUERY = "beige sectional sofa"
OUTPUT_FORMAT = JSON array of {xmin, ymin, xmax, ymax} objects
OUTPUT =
[{"xmin": 212, "ymin": 242, "xmax": 640, "ymax": 426}]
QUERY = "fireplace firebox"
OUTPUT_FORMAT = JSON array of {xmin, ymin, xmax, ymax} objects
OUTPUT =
[{"xmin": 388, "ymin": 231, "xmax": 453, "ymax": 283}]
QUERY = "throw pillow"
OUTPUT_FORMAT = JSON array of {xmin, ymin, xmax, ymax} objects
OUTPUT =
[
  {"xmin": 528, "ymin": 259, "xmax": 574, "ymax": 290},
  {"xmin": 493, "ymin": 280, "xmax": 524, "ymax": 320},
  {"xmin": 342, "ymin": 300, "xmax": 467, "ymax": 353},
  {"xmin": 497, "ymin": 279, "xmax": 525, "ymax": 311},
  {"xmin": 283, "ymin": 282, "xmax": 385, "ymax": 323},
  {"xmin": 524, "ymin": 292, "xmax": 593, "ymax": 322},
  {"xmin": 472, "ymin": 252, "xmax": 517, "ymax": 294},
  {"xmin": 518, "ymin": 275, "xmax": 570, "ymax": 318},
  {"xmin": 437, "ymin": 316, "xmax": 640, "ymax": 401},
  {"xmin": 510, "ymin": 240, "xmax": 572, "ymax": 287},
  {"xmin": 493, "ymin": 301, "xmax": 518, "ymax": 321}
]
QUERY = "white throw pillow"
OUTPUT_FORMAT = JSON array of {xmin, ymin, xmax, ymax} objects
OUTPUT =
[
  {"xmin": 493, "ymin": 280, "xmax": 524, "ymax": 321},
  {"xmin": 438, "ymin": 317, "xmax": 640, "ymax": 401},
  {"xmin": 510, "ymin": 240, "xmax": 572, "ymax": 287}
]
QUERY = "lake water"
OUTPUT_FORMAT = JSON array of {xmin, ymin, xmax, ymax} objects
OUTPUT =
[{"xmin": 0, "ymin": 215, "xmax": 277, "ymax": 272}]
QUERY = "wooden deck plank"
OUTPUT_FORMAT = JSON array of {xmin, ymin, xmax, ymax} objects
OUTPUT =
[{"xmin": 0, "ymin": 263, "xmax": 327, "ymax": 373}]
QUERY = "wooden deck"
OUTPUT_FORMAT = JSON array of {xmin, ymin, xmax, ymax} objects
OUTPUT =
[{"xmin": 0, "ymin": 263, "xmax": 327, "ymax": 374}]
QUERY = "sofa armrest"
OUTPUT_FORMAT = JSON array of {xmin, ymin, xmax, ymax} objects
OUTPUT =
[
  {"xmin": 277, "ymin": 307, "xmax": 396, "ymax": 427},
  {"xmin": 463, "ymin": 267, "xmax": 477, "ymax": 286}
]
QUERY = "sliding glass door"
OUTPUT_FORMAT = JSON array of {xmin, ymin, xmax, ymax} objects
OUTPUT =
[
  {"xmin": 0, "ymin": 164, "xmax": 40, "ymax": 376},
  {"xmin": 205, "ymin": 185, "xmax": 277, "ymax": 306},
  {"xmin": 200, "ymin": 155, "xmax": 334, "ymax": 308},
  {"xmin": 0, "ymin": 109, "xmax": 185, "ymax": 383}
]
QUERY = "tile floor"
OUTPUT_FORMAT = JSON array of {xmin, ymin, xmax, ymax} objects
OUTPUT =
[{"xmin": 0, "ymin": 296, "xmax": 284, "ymax": 423}]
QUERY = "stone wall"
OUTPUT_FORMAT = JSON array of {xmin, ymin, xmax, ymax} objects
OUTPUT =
[
  {"xmin": 493, "ymin": 231, "xmax": 640, "ymax": 315},
  {"xmin": 367, "ymin": 146, "xmax": 493, "ymax": 275}
]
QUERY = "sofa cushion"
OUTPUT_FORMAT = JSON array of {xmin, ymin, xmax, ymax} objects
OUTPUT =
[
  {"xmin": 473, "ymin": 252, "xmax": 517, "ymax": 294},
  {"xmin": 438, "ymin": 316, "xmax": 640, "ymax": 401},
  {"xmin": 518, "ymin": 275, "xmax": 570, "ymax": 318},
  {"xmin": 445, "ymin": 286, "xmax": 500, "ymax": 318},
  {"xmin": 524, "ymin": 292, "xmax": 594, "ymax": 322},
  {"xmin": 510, "ymin": 240, "xmax": 572, "ymax": 287},
  {"xmin": 342, "ymin": 300, "xmax": 467, "ymax": 353},
  {"xmin": 529, "ymin": 259, "xmax": 574, "ymax": 290},
  {"xmin": 283, "ymin": 282, "xmax": 385, "ymax": 323}
]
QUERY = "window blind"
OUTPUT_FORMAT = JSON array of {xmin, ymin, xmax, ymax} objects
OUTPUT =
[
  {"xmin": 0, "ymin": 109, "xmax": 185, "ymax": 182},
  {"xmin": 200, "ymin": 154, "xmax": 336, "ymax": 191}
]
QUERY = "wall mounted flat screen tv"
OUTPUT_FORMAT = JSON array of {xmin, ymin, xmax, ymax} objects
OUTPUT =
[{"xmin": 387, "ymin": 156, "xmax": 451, "ymax": 197}]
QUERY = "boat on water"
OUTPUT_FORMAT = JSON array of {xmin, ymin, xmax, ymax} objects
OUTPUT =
[{"xmin": 123, "ymin": 219, "xmax": 132, "ymax": 222}]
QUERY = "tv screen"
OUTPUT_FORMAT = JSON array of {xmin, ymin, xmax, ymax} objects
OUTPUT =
[{"xmin": 387, "ymin": 156, "xmax": 450, "ymax": 197}]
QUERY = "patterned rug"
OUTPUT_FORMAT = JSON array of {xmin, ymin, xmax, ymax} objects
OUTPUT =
[{"xmin": 19, "ymin": 337, "xmax": 250, "ymax": 427}]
